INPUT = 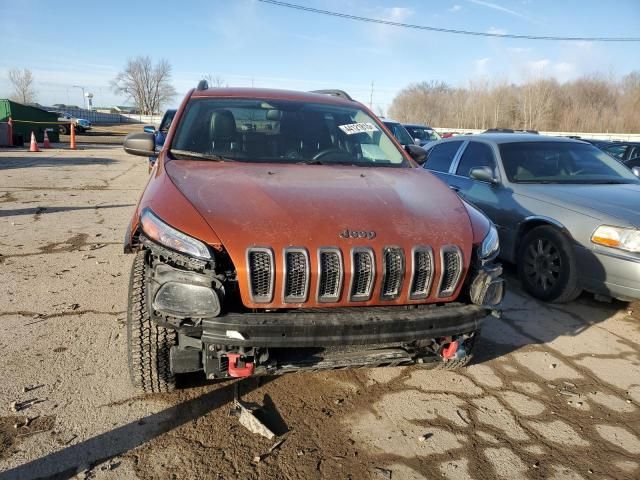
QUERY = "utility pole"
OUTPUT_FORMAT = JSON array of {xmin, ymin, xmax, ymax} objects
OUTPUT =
[
  {"xmin": 369, "ymin": 81, "xmax": 374, "ymax": 109},
  {"xmin": 73, "ymin": 85, "xmax": 86, "ymax": 109}
]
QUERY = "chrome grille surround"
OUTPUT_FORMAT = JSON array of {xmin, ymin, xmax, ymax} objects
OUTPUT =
[
  {"xmin": 409, "ymin": 246, "xmax": 434, "ymax": 300},
  {"xmin": 438, "ymin": 245, "xmax": 463, "ymax": 298},
  {"xmin": 317, "ymin": 247, "xmax": 344, "ymax": 303},
  {"xmin": 349, "ymin": 247, "xmax": 376, "ymax": 302},
  {"xmin": 380, "ymin": 246, "xmax": 405, "ymax": 300},
  {"xmin": 246, "ymin": 247, "xmax": 275, "ymax": 303},
  {"xmin": 283, "ymin": 247, "xmax": 310, "ymax": 303}
]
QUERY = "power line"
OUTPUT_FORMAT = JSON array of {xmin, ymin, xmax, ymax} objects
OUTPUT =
[{"xmin": 257, "ymin": 0, "xmax": 640, "ymax": 42}]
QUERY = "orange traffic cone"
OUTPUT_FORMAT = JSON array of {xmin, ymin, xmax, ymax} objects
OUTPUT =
[
  {"xmin": 29, "ymin": 131, "xmax": 41, "ymax": 152},
  {"xmin": 43, "ymin": 130, "xmax": 52, "ymax": 148},
  {"xmin": 69, "ymin": 123, "xmax": 77, "ymax": 150}
]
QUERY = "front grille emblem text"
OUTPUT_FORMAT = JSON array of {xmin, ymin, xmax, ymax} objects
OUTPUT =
[{"xmin": 340, "ymin": 229, "xmax": 376, "ymax": 240}]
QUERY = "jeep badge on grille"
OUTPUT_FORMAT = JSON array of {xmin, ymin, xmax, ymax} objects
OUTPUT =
[{"xmin": 340, "ymin": 229, "xmax": 376, "ymax": 240}]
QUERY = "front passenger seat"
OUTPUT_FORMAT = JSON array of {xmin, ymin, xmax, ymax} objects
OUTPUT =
[{"xmin": 210, "ymin": 110, "xmax": 237, "ymax": 152}]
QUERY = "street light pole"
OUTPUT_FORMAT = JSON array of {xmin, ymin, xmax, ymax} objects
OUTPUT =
[{"xmin": 72, "ymin": 85, "xmax": 86, "ymax": 110}]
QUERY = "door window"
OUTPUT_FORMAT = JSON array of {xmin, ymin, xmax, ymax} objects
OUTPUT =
[
  {"xmin": 425, "ymin": 141, "xmax": 463, "ymax": 173},
  {"xmin": 603, "ymin": 144, "xmax": 627, "ymax": 160},
  {"xmin": 456, "ymin": 142, "xmax": 497, "ymax": 178}
]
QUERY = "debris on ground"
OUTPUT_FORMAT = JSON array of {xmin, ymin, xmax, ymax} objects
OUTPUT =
[
  {"xmin": 232, "ymin": 382, "xmax": 276, "ymax": 440},
  {"xmin": 372, "ymin": 466, "xmax": 393, "ymax": 479}
]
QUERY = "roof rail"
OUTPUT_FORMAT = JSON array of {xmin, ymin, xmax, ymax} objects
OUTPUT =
[
  {"xmin": 309, "ymin": 89, "xmax": 353, "ymax": 101},
  {"xmin": 196, "ymin": 79, "xmax": 209, "ymax": 91}
]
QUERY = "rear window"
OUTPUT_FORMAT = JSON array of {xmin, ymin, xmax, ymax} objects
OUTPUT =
[{"xmin": 425, "ymin": 141, "xmax": 463, "ymax": 173}]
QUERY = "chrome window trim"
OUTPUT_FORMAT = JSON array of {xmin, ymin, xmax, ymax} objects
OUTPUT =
[
  {"xmin": 282, "ymin": 247, "xmax": 310, "ymax": 303},
  {"xmin": 349, "ymin": 247, "xmax": 376, "ymax": 302},
  {"xmin": 246, "ymin": 247, "xmax": 275, "ymax": 303},
  {"xmin": 409, "ymin": 246, "xmax": 434, "ymax": 300},
  {"xmin": 380, "ymin": 246, "xmax": 405, "ymax": 301},
  {"xmin": 316, "ymin": 247, "xmax": 344, "ymax": 303},
  {"xmin": 437, "ymin": 245, "xmax": 464, "ymax": 298}
]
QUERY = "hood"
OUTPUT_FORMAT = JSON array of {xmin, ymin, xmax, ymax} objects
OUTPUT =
[
  {"xmin": 165, "ymin": 160, "xmax": 473, "ymax": 307},
  {"xmin": 516, "ymin": 183, "xmax": 640, "ymax": 228}
]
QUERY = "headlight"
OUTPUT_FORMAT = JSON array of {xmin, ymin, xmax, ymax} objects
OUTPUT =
[
  {"xmin": 479, "ymin": 224, "xmax": 500, "ymax": 259},
  {"xmin": 140, "ymin": 209, "xmax": 211, "ymax": 259},
  {"xmin": 591, "ymin": 225, "xmax": 640, "ymax": 253}
]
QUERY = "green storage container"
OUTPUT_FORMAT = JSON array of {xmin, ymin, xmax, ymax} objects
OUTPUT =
[{"xmin": 0, "ymin": 99, "xmax": 60, "ymax": 143}]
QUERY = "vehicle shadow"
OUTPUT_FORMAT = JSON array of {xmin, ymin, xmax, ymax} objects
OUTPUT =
[
  {"xmin": 472, "ymin": 270, "xmax": 630, "ymax": 365},
  {"xmin": 0, "ymin": 204, "xmax": 134, "ymax": 218},
  {"xmin": 0, "ymin": 378, "xmax": 275, "ymax": 480},
  {"xmin": 0, "ymin": 156, "xmax": 117, "ymax": 170}
]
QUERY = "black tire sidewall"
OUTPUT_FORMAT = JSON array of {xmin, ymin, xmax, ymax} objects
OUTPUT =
[{"xmin": 518, "ymin": 226, "xmax": 578, "ymax": 302}]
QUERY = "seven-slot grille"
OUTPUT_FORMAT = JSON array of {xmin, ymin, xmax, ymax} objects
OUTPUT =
[{"xmin": 246, "ymin": 245, "xmax": 462, "ymax": 304}]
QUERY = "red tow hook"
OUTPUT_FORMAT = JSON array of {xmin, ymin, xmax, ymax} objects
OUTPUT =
[
  {"xmin": 442, "ymin": 341, "xmax": 460, "ymax": 360},
  {"xmin": 226, "ymin": 353, "xmax": 255, "ymax": 378}
]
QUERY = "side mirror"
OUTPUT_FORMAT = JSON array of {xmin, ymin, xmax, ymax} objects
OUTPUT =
[
  {"xmin": 123, "ymin": 132, "xmax": 156, "ymax": 157},
  {"xmin": 143, "ymin": 125, "xmax": 156, "ymax": 134},
  {"xmin": 632, "ymin": 166, "xmax": 640, "ymax": 178},
  {"xmin": 405, "ymin": 144, "xmax": 427, "ymax": 165},
  {"xmin": 470, "ymin": 166, "xmax": 498, "ymax": 184}
]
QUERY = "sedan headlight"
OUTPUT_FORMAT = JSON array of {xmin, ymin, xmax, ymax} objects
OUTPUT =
[
  {"xmin": 591, "ymin": 225, "xmax": 640, "ymax": 253},
  {"xmin": 140, "ymin": 209, "xmax": 211, "ymax": 259},
  {"xmin": 479, "ymin": 224, "xmax": 500, "ymax": 259}
]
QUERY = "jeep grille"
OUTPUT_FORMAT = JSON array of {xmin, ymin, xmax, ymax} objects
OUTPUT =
[
  {"xmin": 438, "ymin": 246, "xmax": 463, "ymax": 297},
  {"xmin": 247, "ymin": 248, "xmax": 274, "ymax": 303},
  {"xmin": 283, "ymin": 248, "xmax": 309, "ymax": 302},
  {"xmin": 245, "ymin": 245, "xmax": 463, "ymax": 305}
]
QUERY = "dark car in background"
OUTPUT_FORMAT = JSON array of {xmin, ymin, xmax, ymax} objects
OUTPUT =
[
  {"xmin": 403, "ymin": 124, "xmax": 441, "ymax": 147},
  {"xmin": 424, "ymin": 134, "xmax": 640, "ymax": 303},
  {"xmin": 381, "ymin": 119, "xmax": 415, "ymax": 146},
  {"xmin": 601, "ymin": 142, "xmax": 640, "ymax": 165},
  {"xmin": 144, "ymin": 109, "xmax": 177, "ymax": 172}
]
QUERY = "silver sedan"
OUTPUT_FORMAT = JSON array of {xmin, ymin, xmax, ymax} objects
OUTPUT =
[{"xmin": 423, "ymin": 134, "xmax": 640, "ymax": 303}]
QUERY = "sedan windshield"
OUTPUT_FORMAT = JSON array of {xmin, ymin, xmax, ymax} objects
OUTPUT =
[
  {"xmin": 406, "ymin": 127, "xmax": 441, "ymax": 142},
  {"xmin": 171, "ymin": 98, "xmax": 407, "ymax": 167},
  {"xmin": 499, "ymin": 142, "xmax": 640, "ymax": 184}
]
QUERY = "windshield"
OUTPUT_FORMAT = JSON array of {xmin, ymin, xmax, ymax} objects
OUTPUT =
[
  {"xmin": 406, "ymin": 127, "xmax": 441, "ymax": 142},
  {"xmin": 499, "ymin": 142, "xmax": 639, "ymax": 184},
  {"xmin": 171, "ymin": 98, "xmax": 407, "ymax": 167}
]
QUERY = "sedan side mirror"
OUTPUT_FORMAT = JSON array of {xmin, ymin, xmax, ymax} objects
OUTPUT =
[
  {"xmin": 123, "ymin": 132, "xmax": 156, "ymax": 157},
  {"xmin": 143, "ymin": 125, "xmax": 156, "ymax": 134},
  {"xmin": 470, "ymin": 166, "xmax": 498, "ymax": 184},
  {"xmin": 405, "ymin": 144, "xmax": 427, "ymax": 165},
  {"xmin": 632, "ymin": 166, "xmax": 640, "ymax": 178}
]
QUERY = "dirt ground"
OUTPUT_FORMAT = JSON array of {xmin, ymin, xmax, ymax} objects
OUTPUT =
[{"xmin": 0, "ymin": 142, "xmax": 639, "ymax": 480}]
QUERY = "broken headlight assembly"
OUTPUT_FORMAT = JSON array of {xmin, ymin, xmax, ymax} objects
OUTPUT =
[
  {"xmin": 479, "ymin": 224, "xmax": 500, "ymax": 260},
  {"xmin": 140, "ymin": 209, "xmax": 211, "ymax": 259},
  {"xmin": 591, "ymin": 225, "xmax": 640, "ymax": 253}
]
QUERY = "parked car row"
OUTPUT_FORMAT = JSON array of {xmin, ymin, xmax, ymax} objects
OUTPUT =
[{"xmin": 423, "ymin": 133, "xmax": 640, "ymax": 303}]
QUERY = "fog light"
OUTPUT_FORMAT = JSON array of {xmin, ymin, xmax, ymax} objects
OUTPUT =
[{"xmin": 153, "ymin": 282, "xmax": 221, "ymax": 318}]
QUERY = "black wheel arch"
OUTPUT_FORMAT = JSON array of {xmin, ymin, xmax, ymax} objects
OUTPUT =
[{"xmin": 513, "ymin": 216, "xmax": 574, "ymax": 261}]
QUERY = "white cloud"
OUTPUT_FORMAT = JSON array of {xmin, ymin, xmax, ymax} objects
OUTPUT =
[
  {"xmin": 448, "ymin": 4, "xmax": 462, "ymax": 12},
  {"xmin": 468, "ymin": 0, "xmax": 531, "ymax": 21},
  {"xmin": 525, "ymin": 58, "xmax": 550, "ymax": 77},
  {"xmin": 474, "ymin": 57, "xmax": 492, "ymax": 75},
  {"xmin": 487, "ymin": 26, "xmax": 507, "ymax": 35}
]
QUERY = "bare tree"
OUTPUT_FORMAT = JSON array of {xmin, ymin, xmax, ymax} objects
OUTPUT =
[
  {"xmin": 204, "ymin": 74, "xmax": 227, "ymax": 88},
  {"xmin": 111, "ymin": 56, "xmax": 177, "ymax": 115},
  {"xmin": 8, "ymin": 68, "xmax": 36, "ymax": 104},
  {"xmin": 388, "ymin": 71, "xmax": 640, "ymax": 133}
]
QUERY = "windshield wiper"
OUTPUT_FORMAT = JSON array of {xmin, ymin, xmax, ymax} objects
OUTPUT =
[{"xmin": 170, "ymin": 149, "xmax": 235, "ymax": 162}]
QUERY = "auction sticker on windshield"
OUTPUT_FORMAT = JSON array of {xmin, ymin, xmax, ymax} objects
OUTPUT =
[{"xmin": 338, "ymin": 123, "xmax": 378, "ymax": 135}]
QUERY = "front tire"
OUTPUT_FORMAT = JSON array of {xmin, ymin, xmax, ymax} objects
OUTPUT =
[
  {"xmin": 518, "ymin": 226, "xmax": 581, "ymax": 303},
  {"xmin": 127, "ymin": 250, "xmax": 177, "ymax": 393}
]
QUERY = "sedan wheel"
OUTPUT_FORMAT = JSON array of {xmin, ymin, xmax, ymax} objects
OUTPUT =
[{"xmin": 518, "ymin": 226, "xmax": 581, "ymax": 303}]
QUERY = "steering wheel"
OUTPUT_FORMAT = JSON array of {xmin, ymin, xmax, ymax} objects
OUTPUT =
[{"xmin": 312, "ymin": 148, "xmax": 353, "ymax": 162}]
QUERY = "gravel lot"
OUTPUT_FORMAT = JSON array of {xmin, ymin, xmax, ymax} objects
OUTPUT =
[{"xmin": 0, "ymin": 142, "xmax": 639, "ymax": 480}]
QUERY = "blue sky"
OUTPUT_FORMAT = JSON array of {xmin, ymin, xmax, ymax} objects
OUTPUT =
[{"xmin": 1, "ymin": 0, "xmax": 638, "ymax": 112}]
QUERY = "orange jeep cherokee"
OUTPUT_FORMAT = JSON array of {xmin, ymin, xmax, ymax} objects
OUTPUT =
[{"xmin": 122, "ymin": 83, "xmax": 504, "ymax": 393}]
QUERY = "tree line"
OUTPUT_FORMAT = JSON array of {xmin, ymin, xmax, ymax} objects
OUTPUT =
[{"xmin": 388, "ymin": 73, "xmax": 640, "ymax": 134}]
